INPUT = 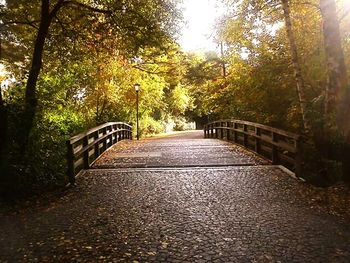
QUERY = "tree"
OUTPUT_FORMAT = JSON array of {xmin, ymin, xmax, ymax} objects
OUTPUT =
[
  {"xmin": 318, "ymin": 0, "xmax": 350, "ymax": 182},
  {"xmin": 1, "ymin": 0, "xmax": 181, "ymax": 155},
  {"xmin": 281, "ymin": 0, "xmax": 311, "ymax": 132},
  {"xmin": 0, "ymin": 0, "xmax": 182, "ymax": 194},
  {"xmin": 319, "ymin": 0, "xmax": 350, "ymax": 142},
  {"xmin": 213, "ymin": 0, "xmax": 350, "ymax": 184}
]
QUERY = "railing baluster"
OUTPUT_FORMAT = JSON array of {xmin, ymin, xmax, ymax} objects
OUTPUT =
[
  {"xmin": 102, "ymin": 127, "xmax": 107, "ymax": 151},
  {"xmin": 295, "ymin": 138, "xmax": 302, "ymax": 177},
  {"xmin": 109, "ymin": 125, "xmax": 113, "ymax": 147},
  {"xmin": 255, "ymin": 127, "xmax": 261, "ymax": 154},
  {"xmin": 234, "ymin": 122, "xmax": 238, "ymax": 142},
  {"xmin": 272, "ymin": 132, "xmax": 278, "ymax": 164},
  {"xmin": 94, "ymin": 131, "xmax": 100, "ymax": 159},
  {"xmin": 243, "ymin": 124, "xmax": 248, "ymax": 147},
  {"xmin": 227, "ymin": 121, "xmax": 230, "ymax": 141},
  {"xmin": 83, "ymin": 136, "xmax": 89, "ymax": 169}
]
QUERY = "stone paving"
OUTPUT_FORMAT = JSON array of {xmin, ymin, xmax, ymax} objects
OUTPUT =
[
  {"xmin": 0, "ymin": 131, "xmax": 350, "ymax": 262},
  {"xmin": 93, "ymin": 131, "xmax": 267, "ymax": 169}
]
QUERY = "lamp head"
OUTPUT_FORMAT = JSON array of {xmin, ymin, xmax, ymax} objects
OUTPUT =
[{"xmin": 134, "ymin": 83, "xmax": 140, "ymax": 91}]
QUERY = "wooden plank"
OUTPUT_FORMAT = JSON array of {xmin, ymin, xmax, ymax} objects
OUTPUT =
[
  {"xmin": 218, "ymin": 127, "xmax": 297, "ymax": 153},
  {"xmin": 69, "ymin": 122, "xmax": 132, "ymax": 144},
  {"xmin": 73, "ymin": 129, "xmax": 130, "ymax": 157},
  {"xmin": 208, "ymin": 119, "xmax": 300, "ymax": 140},
  {"xmin": 278, "ymin": 153, "xmax": 295, "ymax": 165},
  {"xmin": 204, "ymin": 119, "xmax": 301, "ymax": 173}
]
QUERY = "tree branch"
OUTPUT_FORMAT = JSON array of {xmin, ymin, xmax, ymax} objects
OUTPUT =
[
  {"xmin": 62, "ymin": 0, "xmax": 113, "ymax": 15},
  {"xmin": 2, "ymin": 20, "xmax": 40, "ymax": 30},
  {"xmin": 132, "ymin": 65, "xmax": 170, "ymax": 75},
  {"xmin": 54, "ymin": 14, "xmax": 68, "ymax": 33},
  {"xmin": 49, "ymin": 0, "xmax": 65, "ymax": 19}
]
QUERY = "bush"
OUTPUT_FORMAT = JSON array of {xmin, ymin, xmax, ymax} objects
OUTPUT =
[
  {"xmin": 0, "ymin": 102, "xmax": 87, "ymax": 197},
  {"xmin": 139, "ymin": 116, "xmax": 165, "ymax": 137},
  {"xmin": 300, "ymin": 137, "xmax": 347, "ymax": 187}
]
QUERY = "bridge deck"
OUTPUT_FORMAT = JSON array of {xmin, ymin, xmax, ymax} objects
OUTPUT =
[
  {"xmin": 93, "ymin": 130, "xmax": 267, "ymax": 168},
  {"xmin": 1, "ymin": 131, "xmax": 349, "ymax": 262}
]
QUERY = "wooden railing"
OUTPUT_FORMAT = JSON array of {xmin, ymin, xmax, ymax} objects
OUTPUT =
[
  {"xmin": 66, "ymin": 122, "xmax": 132, "ymax": 184},
  {"xmin": 204, "ymin": 120, "xmax": 301, "ymax": 175}
]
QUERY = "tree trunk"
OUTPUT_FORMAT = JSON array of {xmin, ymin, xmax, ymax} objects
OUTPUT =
[
  {"xmin": 21, "ymin": 0, "xmax": 64, "ymax": 154},
  {"xmin": 281, "ymin": 0, "xmax": 311, "ymax": 133},
  {"xmin": 21, "ymin": 1, "xmax": 50, "ymax": 154},
  {"xmin": 319, "ymin": 0, "xmax": 350, "ymax": 142},
  {"xmin": 320, "ymin": 0, "xmax": 350, "ymax": 182},
  {"xmin": 220, "ymin": 42, "xmax": 227, "ymax": 78},
  {"xmin": 0, "ymin": 86, "xmax": 7, "ymax": 161}
]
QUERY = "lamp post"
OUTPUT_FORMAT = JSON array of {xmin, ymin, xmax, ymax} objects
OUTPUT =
[{"xmin": 134, "ymin": 83, "xmax": 140, "ymax": 140}]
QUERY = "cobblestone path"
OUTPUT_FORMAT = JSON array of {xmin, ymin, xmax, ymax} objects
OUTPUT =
[
  {"xmin": 93, "ymin": 130, "xmax": 267, "ymax": 168},
  {"xmin": 1, "ymin": 131, "xmax": 349, "ymax": 262}
]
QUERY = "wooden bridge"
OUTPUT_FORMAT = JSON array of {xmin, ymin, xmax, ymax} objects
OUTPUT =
[
  {"xmin": 66, "ymin": 119, "xmax": 301, "ymax": 183},
  {"xmin": 1, "ymin": 120, "xmax": 349, "ymax": 262}
]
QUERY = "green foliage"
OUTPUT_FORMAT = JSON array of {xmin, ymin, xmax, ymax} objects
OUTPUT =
[
  {"xmin": 1, "ymin": 0, "xmax": 350, "ymax": 196},
  {"xmin": 27, "ymin": 108, "xmax": 86, "ymax": 188},
  {"xmin": 0, "ymin": 0, "xmax": 191, "ymax": 196},
  {"xmin": 185, "ymin": 0, "xmax": 350, "ymax": 185},
  {"xmin": 139, "ymin": 116, "xmax": 165, "ymax": 136}
]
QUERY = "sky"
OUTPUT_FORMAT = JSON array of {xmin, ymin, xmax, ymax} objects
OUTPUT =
[{"xmin": 179, "ymin": 0, "xmax": 227, "ymax": 52}]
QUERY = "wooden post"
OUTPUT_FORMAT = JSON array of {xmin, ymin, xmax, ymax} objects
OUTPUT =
[
  {"xmin": 255, "ymin": 127, "xmax": 261, "ymax": 154},
  {"xmin": 272, "ymin": 132, "xmax": 278, "ymax": 164},
  {"xmin": 234, "ymin": 122, "xmax": 238, "ymax": 143},
  {"xmin": 221, "ymin": 122, "xmax": 225, "ymax": 139},
  {"xmin": 66, "ymin": 140, "xmax": 75, "ymax": 184},
  {"xmin": 243, "ymin": 124, "xmax": 248, "ymax": 147},
  {"xmin": 115, "ymin": 125, "xmax": 119, "ymax": 142},
  {"xmin": 107, "ymin": 125, "xmax": 112, "ymax": 147},
  {"xmin": 94, "ymin": 131, "xmax": 100, "ymax": 159},
  {"xmin": 112, "ymin": 125, "xmax": 116, "ymax": 143},
  {"xmin": 227, "ymin": 122, "xmax": 230, "ymax": 141},
  {"xmin": 83, "ymin": 136, "xmax": 89, "ymax": 169},
  {"xmin": 295, "ymin": 137, "xmax": 302, "ymax": 177},
  {"xmin": 103, "ymin": 127, "xmax": 107, "ymax": 150},
  {"xmin": 116, "ymin": 124, "xmax": 120, "ymax": 141}
]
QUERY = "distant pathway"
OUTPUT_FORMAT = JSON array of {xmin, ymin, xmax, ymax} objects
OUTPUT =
[{"xmin": 0, "ymin": 131, "xmax": 349, "ymax": 262}]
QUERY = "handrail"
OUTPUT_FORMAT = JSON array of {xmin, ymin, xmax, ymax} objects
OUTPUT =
[
  {"xmin": 66, "ymin": 122, "xmax": 132, "ymax": 184},
  {"xmin": 204, "ymin": 119, "xmax": 302, "ymax": 175}
]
